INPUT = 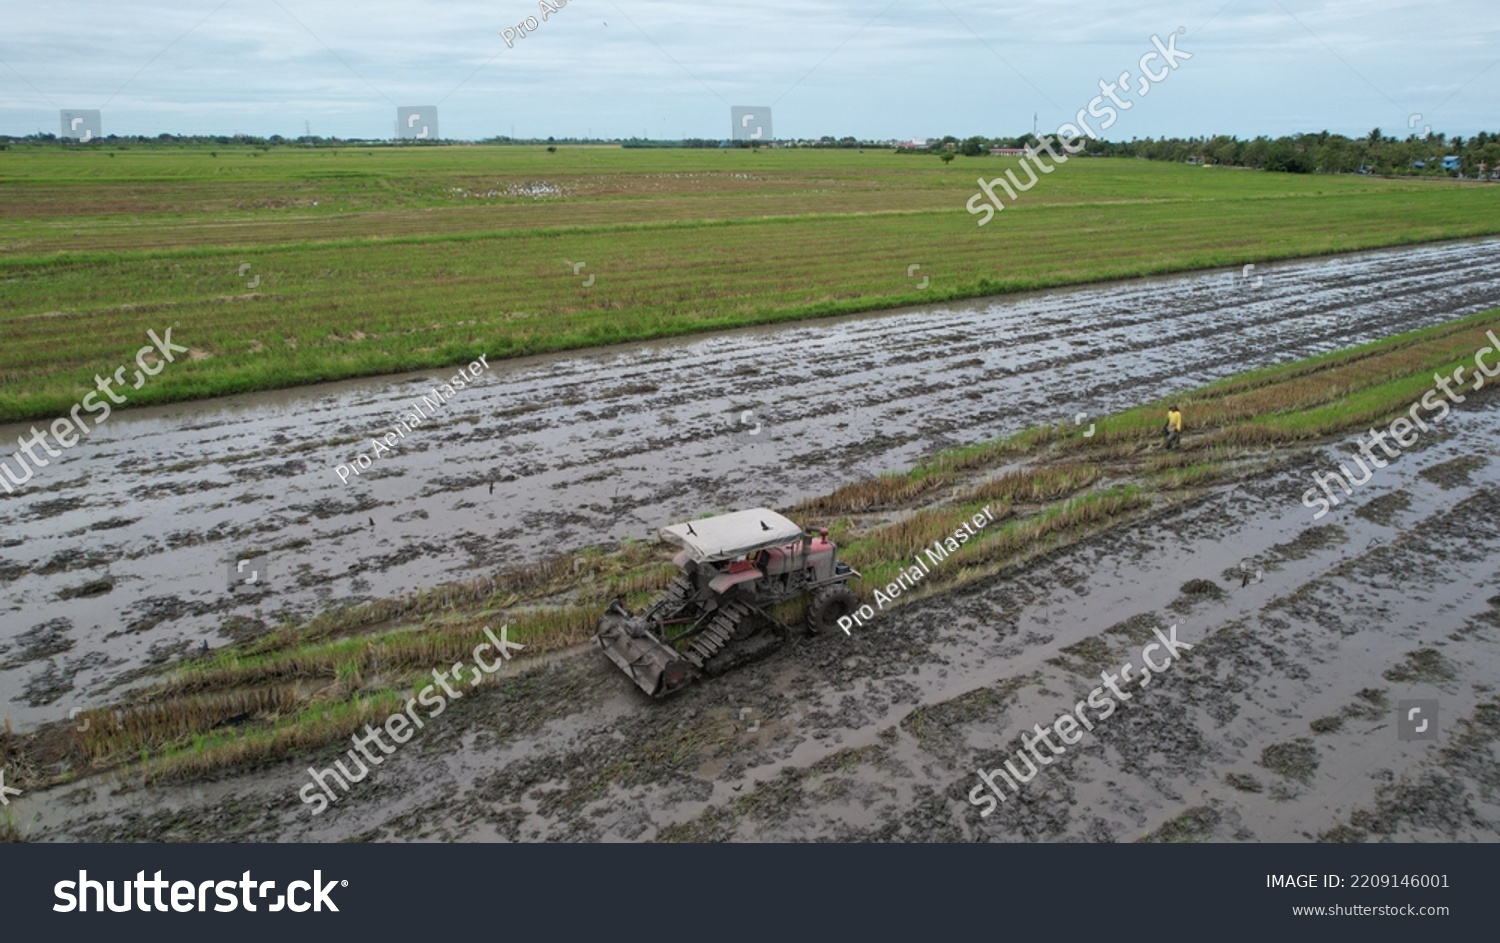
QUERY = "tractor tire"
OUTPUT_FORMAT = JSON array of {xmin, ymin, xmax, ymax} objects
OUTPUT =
[{"xmin": 806, "ymin": 584, "xmax": 858, "ymax": 634}]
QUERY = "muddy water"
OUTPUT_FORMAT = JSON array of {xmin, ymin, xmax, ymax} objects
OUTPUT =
[
  {"xmin": 3, "ymin": 238, "xmax": 1500, "ymax": 730},
  {"xmin": 22, "ymin": 390, "xmax": 1500, "ymax": 842}
]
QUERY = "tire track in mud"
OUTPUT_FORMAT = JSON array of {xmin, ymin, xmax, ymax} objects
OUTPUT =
[{"xmin": 4, "ymin": 238, "xmax": 1500, "ymax": 730}]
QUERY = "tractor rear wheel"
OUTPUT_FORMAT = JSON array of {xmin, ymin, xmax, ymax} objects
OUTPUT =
[{"xmin": 806, "ymin": 584, "xmax": 858, "ymax": 634}]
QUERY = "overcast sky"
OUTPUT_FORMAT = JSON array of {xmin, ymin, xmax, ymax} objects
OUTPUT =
[{"xmin": 2, "ymin": 0, "xmax": 1496, "ymax": 141}]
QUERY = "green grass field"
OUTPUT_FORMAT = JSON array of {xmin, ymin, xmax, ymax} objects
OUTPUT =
[{"xmin": 3, "ymin": 143, "xmax": 1499, "ymax": 421}]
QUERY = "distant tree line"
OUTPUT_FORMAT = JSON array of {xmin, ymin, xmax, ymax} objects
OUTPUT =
[
  {"xmin": 899, "ymin": 129, "xmax": 1500, "ymax": 177},
  {"xmin": 1088, "ymin": 129, "xmax": 1500, "ymax": 177},
  {"xmin": 8, "ymin": 128, "xmax": 1498, "ymax": 176},
  {"xmin": 0, "ymin": 132, "xmax": 444, "ymax": 148}
]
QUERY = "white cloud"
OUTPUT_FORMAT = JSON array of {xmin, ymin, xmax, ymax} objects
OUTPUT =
[{"xmin": 1, "ymin": 0, "xmax": 1496, "ymax": 139}]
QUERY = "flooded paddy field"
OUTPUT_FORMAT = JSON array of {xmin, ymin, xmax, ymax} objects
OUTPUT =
[
  {"xmin": 3, "ymin": 238, "xmax": 1499, "ymax": 728},
  {"xmin": 3, "ymin": 237, "xmax": 1500, "ymax": 843},
  {"xmin": 17, "ymin": 388, "xmax": 1499, "ymax": 843}
]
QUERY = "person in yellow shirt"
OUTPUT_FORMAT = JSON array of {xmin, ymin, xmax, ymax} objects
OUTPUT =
[{"xmin": 1163, "ymin": 404, "xmax": 1183, "ymax": 449}]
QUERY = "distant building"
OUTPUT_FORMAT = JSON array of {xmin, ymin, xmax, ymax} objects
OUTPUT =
[
  {"xmin": 989, "ymin": 147, "xmax": 1026, "ymax": 156},
  {"xmin": 1442, "ymin": 155, "xmax": 1461, "ymax": 171}
]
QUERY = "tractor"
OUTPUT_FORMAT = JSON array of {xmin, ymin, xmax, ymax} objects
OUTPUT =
[{"xmin": 594, "ymin": 507, "xmax": 860, "ymax": 697}]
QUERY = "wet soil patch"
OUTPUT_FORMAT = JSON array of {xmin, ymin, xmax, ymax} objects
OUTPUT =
[
  {"xmin": 1140, "ymin": 806, "xmax": 1221, "ymax": 843},
  {"xmin": 115, "ymin": 595, "xmax": 216, "ymax": 637},
  {"xmin": 89, "ymin": 516, "xmax": 139, "ymax": 531},
  {"xmin": 1417, "ymin": 454, "xmax": 1489, "ymax": 490},
  {"xmin": 1225, "ymin": 773, "xmax": 1263, "ymax": 793},
  {"xmin": 19, "ymin": 651, "xmax": 108, "ymax": 706},
  {"xmin": 0, "ymin": 618, "xmax": 75, "ymax": 668},
  {"xmin": 25, "ymin": 496, "xmax": 87, "ymax": 522},
  {"xmin": 1267, "ymin": 524, "xmax": 1348, "ymax": 562},
  {"xmin": 1382, "ymin": 648, "xmax": 1456, "ymax": 684},
  {"xmin": 1353, "ymin": 489, "xmax": 1411, "ymax": 526},
  {"xmin": 35, "ymin": 548, "xmax": 111, "ymax": 576},
  {"xmin": 1169, "ymin": 578, "xmax": 1226, "ymax": 614},
  {"xmin": 1103, "ymin": 612, "xmax": 1163, "ymax": 645},
  {"xmin": 57, "ymin": 576, "xmax": 114, "ymax": 600},
  {"xmin": 1260, "ymin": 739, "xmax": 1320, "ymax": 785}
]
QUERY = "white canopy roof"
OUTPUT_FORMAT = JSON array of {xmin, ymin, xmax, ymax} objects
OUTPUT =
[{"xmin": 659, "ymin": 507, "xmax": 804, "ymax": 563}]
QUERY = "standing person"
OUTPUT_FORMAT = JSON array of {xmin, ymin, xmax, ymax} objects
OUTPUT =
[{"xmin": 1163, "ymin": 404, "xmax": 1183, "ymax": 450}]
